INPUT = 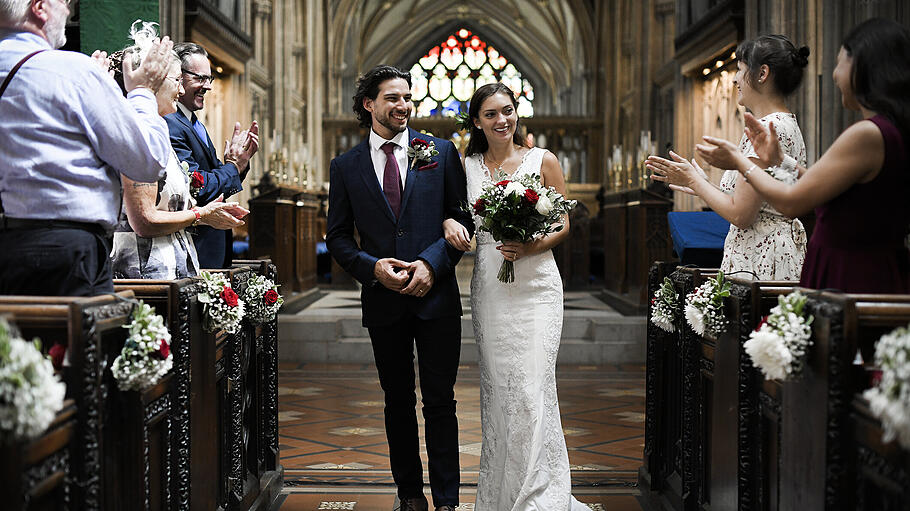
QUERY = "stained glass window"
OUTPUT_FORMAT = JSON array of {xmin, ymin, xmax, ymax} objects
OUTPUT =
[{"xmin": 410, "ymin": 28, "xmax": 534, "ymax": 118}]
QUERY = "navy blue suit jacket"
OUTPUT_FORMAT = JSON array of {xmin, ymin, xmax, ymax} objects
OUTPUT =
[
  {"xmin": 326, "ymin": 128, "xmax": 473, "ymax": 327},
  {"xmin": 164, "ymin": 111, "xmax": 244, "ymax": 268}
]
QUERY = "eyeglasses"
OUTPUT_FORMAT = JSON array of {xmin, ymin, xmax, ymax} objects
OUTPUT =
[{"xmin": 182, "ymin": 69, "xmax": 214, "ymax": 85}]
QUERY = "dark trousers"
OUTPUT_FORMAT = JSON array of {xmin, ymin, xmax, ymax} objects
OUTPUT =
[
  {"xmin": 0, "ymin": 227, "xmax": 114, "ymax": 296},
  {"xmin": 368, "ymin": 315, "xmax": 461, "ymax": 507}
]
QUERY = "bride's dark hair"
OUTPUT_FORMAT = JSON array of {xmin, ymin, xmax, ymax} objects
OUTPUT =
[{"xmin": 464, "ymin": 83, "xmax": 528, "ymax": 156}]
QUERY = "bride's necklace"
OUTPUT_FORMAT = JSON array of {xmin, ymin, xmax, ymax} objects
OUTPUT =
[{"xmin": 485, "ymin": 146, "xmax": 517, "ymax": 176}]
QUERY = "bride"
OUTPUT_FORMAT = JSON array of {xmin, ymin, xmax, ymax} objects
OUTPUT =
[{"xmin": 444, "ymin": 83, "xmax": 591, "ymax": 510}]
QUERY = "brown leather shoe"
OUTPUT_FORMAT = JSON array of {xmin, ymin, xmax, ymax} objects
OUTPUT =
[
  {"xmin": 399, "ymin": 496, "xmax": 428, "ymax": 511},
  {"xmin": 435, "ymin": 506, "xmax": 456, "ymax": 511}
]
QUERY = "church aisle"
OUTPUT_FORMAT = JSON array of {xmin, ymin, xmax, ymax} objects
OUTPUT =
[{"xmin": 276, "ymin": 363, "xmax": 645, "ymax": 510}]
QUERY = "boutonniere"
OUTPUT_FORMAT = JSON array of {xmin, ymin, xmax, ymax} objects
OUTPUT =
[
  {"xmin": 407, "ymin": 138, "xmax": 439, "ymax": 170},
  {"xmin": 181, "ymin": 161, "xmax": 204, "ymax": 198}
]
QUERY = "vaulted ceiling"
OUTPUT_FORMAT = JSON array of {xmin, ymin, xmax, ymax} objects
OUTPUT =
[{"xmin": 326, "ymin": 0, "xmax": 597, "ymax": 114}]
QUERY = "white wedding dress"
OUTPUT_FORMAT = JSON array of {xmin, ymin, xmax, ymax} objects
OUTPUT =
[{"xmin": 466, "ymin": 147, "xmax": 592, "ymax": 511}]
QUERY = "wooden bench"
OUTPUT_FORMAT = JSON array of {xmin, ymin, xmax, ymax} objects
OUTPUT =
[{"xmin": 0, "ymin": 293, "xmax": 174, "ymax": 511}]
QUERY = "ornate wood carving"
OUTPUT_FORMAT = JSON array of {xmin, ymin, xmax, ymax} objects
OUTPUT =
[{"xmin": 733, "ymin": 281, "xmax": 758, "ymax": 511}]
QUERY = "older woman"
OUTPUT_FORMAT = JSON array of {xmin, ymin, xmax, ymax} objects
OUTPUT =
[{"xmin": 105, "ymin": 22, "xmax": 250, "ymax": 279}]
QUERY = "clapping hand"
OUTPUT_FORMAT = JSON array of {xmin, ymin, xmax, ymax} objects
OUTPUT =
[
  {"xmin": 695, "ymin": 135, "xmax": 749, "ymax": 171},
  {"xmin": 90, "ymin": 50, "xmax": 114, "ymax": 79},
  {"xmin": 647, "ymin": 151, "xmax": 706, "ymax": 191},
  {"xmin": 743, "ymin": 112, "xmax": 784, "ymax": 167},
  {"xmin": 197, "ymin": 194, "xmax": 249, "ymax": 230},
  {"xmin": 223, "ymin": 120, "xmax": 260, "ymax": 171},
  {"xmin": 122, "ymin": 37, "xmax": 173, "ymax": 93}
]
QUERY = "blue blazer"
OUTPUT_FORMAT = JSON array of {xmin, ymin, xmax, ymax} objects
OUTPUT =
[
  {"xmin": 326, "ymin": 128, "xmax": 474, "ymax": 327},
  {"xmin": 164, "ymin": 111, "xmax": 244, "ymax": 269}
]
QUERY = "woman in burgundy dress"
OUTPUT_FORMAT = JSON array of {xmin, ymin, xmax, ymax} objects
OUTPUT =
[{"xmin": 695, "ymin": 18, "xmax": 910, "ymax": 293}]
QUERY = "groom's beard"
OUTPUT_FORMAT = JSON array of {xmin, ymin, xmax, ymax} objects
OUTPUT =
[{"xmin": 376, "ymin": 109, "xmax": 409, "ymax": 134}]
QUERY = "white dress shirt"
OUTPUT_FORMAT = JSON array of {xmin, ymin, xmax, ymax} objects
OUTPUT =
[
  {"xmin": 0, "ymin": 30, "xmax": 170, "ymax": 231},
  {"xmin": 368, "ymin": 129, "xmax": 409, "ymax": 190}
]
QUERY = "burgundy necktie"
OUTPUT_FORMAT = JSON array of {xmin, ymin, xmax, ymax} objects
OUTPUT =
[{"xmin": 381, "ymin": 142, "xmax": 402, "ymax": 218}]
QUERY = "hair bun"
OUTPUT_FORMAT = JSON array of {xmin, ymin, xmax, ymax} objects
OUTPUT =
[{"xmin": 793, "ymin": 46, "xmax": 810, "ymax": 67}]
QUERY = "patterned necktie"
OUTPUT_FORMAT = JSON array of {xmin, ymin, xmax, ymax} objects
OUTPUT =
[
  {"xmin": 190, "ymin": 113, "xmax": 209, "ymax": 147},
  {"xmin": 380, "ymin": 142, "xmax": 402, "ymax": 218}
]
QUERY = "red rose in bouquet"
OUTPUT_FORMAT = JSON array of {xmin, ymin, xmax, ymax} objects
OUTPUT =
[
  {"xmin": 49, "ymin": 343, "xmax": 66, "ymax": 370},
  {"xmin": 264, "ymin": 289, "xmax": 279, "ymax": 305},
  {"xmin": 156, "ymin": 339, "xmax": 171, "ymax": 359},
  {"xmin": 221, "ymin": 286, "xmax": 239, "ymax": 307},
  {"xmin": 468, "ymin": 172, "xmax": 576, "ymax": 282}
]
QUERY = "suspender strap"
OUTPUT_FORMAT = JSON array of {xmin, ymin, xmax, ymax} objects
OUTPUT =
[
  {"xmin": 0, "ymin": 50, "xmax": 44, "ymax": 100},
  {"xmin": 0, "ymin": 50, "xmax": 46, "ymax": 215}
]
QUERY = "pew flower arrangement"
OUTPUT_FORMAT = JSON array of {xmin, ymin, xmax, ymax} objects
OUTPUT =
[
  {"xmin": 650, "ymin": 276, "xmax": 678, "ymax": 333},
  {"xmin": 684, "ymin": 272, "xmax": 731, "ymax": 337},
  {"xmin": 243, "ymin": 273, "xmax": 283, "ymax": 324},
  {"xmin": 471, "ymin": 172, "xmax": 576, "ymax": 283},
  {"xmin": 744, "ymin": 291, "xmax": 814, "ymax": 381},
  {"xmin": 198, "ymin": 271, "xmax": 245, "ymax": 334},
  {"xmin": 0, "ymin": 318, "xmax": 66, "ymax": 443},
  {"xmin": 111, "ymin": 301, "xmax": 173, "ymax": 391},
  {"xmin": 863, "ymin": 324, "xmax": 910, "ymax": 449}
]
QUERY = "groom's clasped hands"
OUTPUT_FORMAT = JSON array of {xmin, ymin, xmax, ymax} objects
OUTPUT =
[{"xmin": 373, "ymin": 258, "xmax": 435, "ymax": 296}]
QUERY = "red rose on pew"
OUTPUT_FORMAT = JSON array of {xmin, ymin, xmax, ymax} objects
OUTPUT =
[
  {"xmin": 264, "ymin": 289, "xmax": 279, "ymax": 305},
  {"xmin": 157, "ymin": 339, "xmax": 170, "ymax": 359},
  {"xmin": 221, "ymin": 286, "xmax": 239, "ymax": 307},
  {"xmin": 49, "ymin": 343, "xmax": 65, "ymax": 370},
  {"xmin": 755, "ymin": 315, "xmax": 769, "ymax": 331},
  {"xmin": 523, "ymin": 189, "xmax": 539, "ymax": 205},
  {"xmin": 191, "ymin": 171, "xmax": 204, "ymax": 189}
]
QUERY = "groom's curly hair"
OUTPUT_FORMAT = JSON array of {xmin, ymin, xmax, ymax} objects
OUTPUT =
[{"xmin": 352, "ymin": 65, "xmax": 412, "ymax": 128}]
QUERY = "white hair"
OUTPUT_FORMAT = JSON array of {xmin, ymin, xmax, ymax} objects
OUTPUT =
[{"xmin": 0, "ymin": 0, "xmax": 31, "ymax": 27}]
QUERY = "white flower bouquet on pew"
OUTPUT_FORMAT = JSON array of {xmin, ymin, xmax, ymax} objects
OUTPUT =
[
  {"xmin": 198, "ymin": 271, "xmax": 245, "ymax": 334},
  {"xmin": 744, "ymin": 290, "xmax": 814, "ymax": 381},
  {"xmin": 863, "ymin": 324, "xmax": 910, "ymax": 449},
  {"xmin": 0, "ymin": 317, "xmax": 66, "ymax": 442},
  {"xmin": 650, "ymin": 276, "xmax": 678, "ymax": 333},
  {"xmin": 243, "ymin": 274, "xmax": 283, "ymax": 324},
  {"xmin": 684, "ymin": 272, "xmax": 730, "ymax": 337},
  {"xmin": 111, "ymin": 301, "xmax": 173, "ymax": 391}
]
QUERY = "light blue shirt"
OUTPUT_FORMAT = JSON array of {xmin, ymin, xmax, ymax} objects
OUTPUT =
[{"xmin": 0, "ymin": 30, "xmax": 170, "ymax": 231}]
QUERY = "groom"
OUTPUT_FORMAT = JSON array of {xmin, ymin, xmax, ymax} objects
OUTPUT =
[{"xmin": 326, "ymin": 65, "xmax": 472, "ymax": 511}]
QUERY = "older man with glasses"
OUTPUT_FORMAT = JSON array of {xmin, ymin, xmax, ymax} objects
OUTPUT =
[
  {"xmin": 0, "ymin": 0, "xmax": 172, "ymax": 296},
  {"xmin": 164, "ymin": 41, "xmax": 259, "ymax": 269}
]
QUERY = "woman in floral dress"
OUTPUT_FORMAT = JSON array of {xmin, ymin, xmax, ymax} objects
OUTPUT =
[{"xmin": 648, "ymin": 35, "xmax": 810, "ymax": 280}]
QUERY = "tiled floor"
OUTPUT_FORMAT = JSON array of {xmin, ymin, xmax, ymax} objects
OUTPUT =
[{"xmin": 277, "ymin": 362, "xmax": 645, "ymax": 510}]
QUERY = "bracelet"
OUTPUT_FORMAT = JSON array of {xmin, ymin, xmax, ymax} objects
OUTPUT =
[
  {"xmin": 191, "ymin": 207, "xmax": 201, "ymax": 226},
  {"xmin": 744, "ymin": 164, "xmax": 759, "ymax": 178}
]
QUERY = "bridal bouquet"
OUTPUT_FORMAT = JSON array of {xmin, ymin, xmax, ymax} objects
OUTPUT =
[
  {"xmin": 242, "ymin": 273, "xmax": 283, "ymax": 324},
  {"xmin": 111, "ymin": 301, "xmax": 173, "ymax": 391},
  {"xmin": 0, "ymin": 318, "xmax": 66, "ymax": 443},
  {"xmin": 198, "ymin": 271, "xmax": 245, "ymax": 334},
  {"xmin": 744, "ymin": 291, "xmax": 814, "ymax": 381},
  {"xmin": 650, "ymin": 276, "xmax": 678, "ymax": 333},
  {"xmin": 863, "ymin": 324, "xmax": 910, "ymax": 449},
  {"xmin": 684, "ymin": 272, "xmax": 731, "ymax": 337},
  {"xmin": 471, "ymin": 172, "xmax": 576, "ymax": 282}
]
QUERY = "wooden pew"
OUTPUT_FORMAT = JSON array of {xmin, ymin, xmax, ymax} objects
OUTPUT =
[
  {"xmin": 0, "ymin": 293, "xmax": 169, "ymax": 511},
  {"xmin": 850, "ymin": 396, "xmax": 910, "ymax": 508},
  {"xmin": 113, "ymin": 278, "xmax": 202, "ymax": 511},
  {"xmin": 231, "ymin": 260, "xmax": 283, "ymax": 509},
  {"xmin": 0, "ymin": 400, "xmax": 76, "ymax": 510}
]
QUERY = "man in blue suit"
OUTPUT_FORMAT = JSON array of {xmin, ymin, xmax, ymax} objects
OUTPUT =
[
  {"xmin": 326, "ymin": 65, "xmax": 472, "ymax": 511},
  {"xmin": 164, "ymin": 42, "xmax": 259, "ymax": 268}
]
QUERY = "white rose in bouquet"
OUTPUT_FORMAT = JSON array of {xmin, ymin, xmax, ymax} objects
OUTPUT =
[
  {"xmin": 535, "ymin": 194, "xmax": 554, "ymax": 215},
  {"xmin": 504, "ymin": 181, "xmax": 526, "ymax": 197}
]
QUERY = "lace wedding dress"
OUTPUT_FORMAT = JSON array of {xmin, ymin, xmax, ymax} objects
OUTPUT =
[{"xmin": 466, "ymin": 147, "xmax": 591, "ymax": 511}]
